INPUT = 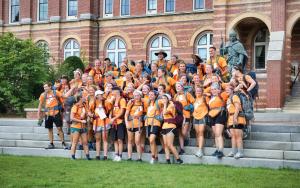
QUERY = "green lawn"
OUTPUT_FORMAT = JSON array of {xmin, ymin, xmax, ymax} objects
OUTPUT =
[{"xmin": 0, "ymin": 155, "xmax": 299, "ymax": 188}]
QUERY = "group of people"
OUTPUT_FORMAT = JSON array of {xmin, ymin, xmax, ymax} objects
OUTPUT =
[{"xmin": 37, "ymin": 45, "xmax": 257, "ymax": 164}]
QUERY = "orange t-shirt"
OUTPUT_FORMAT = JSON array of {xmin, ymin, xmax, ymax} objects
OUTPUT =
[
  {"xmin": 162, "ymin": 102, "xmax": 176, "ymax": 129},
  {"xmin": 193, "ymin": 96, "xmax": 208, "ymax": 120},
  {"xmin": 39, "ymin": 90, "xmax": 63, "ymax": 116},
  {"xmin": 93, "ymin": 101, "xmax": 110, "ymax": 127},
  {"xmin": 226, "ymin": 95, "xmax": 246, "ymax": 126},
  {"xmin": 71, "ymin": 104, "xmax": 86, "ymax": 129},
  {"xmin": 145, "ymin": 99, "xmax": 163, "ymax": 127},
  {"xmin": 89, "ymin": 68, "xmax": 103, "ymax": 84},
  {"xmin": 69, "ymin": 79, "xmax": 82, "ymax": 89},
  {"xmin": 126, "ymin": 100, "xmax": 144, "ymax": 129},
  {"xmin": 175, "ymin": 92, "xmax": 195, "ymax": 118},
  {"xmin": 111, "ymin": 98, "xmax": 127, "ymax": 124},
  {"xmin": 208, "ymin": 96, "xmax": 225, "ymax": 118}
]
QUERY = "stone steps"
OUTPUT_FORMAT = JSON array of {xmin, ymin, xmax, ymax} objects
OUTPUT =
[{"xmin": 1, "ymin": 147, "xmax": 299, "ymax": 169}]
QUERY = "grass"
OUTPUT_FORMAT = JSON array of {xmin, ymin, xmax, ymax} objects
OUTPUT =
[{"xmin": 0, "ymin": 155, "xmax": 299, "ymax": 188}]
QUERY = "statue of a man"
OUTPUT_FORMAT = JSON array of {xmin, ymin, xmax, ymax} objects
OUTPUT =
[{"xmin": 220, "ymin": 30, "xmax": 248, "ymax": 75}]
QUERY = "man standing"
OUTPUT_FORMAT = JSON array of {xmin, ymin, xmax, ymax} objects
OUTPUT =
[
  {"xmin": 155, "ymin": 50, "xmax": 168, "ymax": 69},
  {"xmin": 207, "ymin": 46, "xmax": 230, "ymax": 82},
  {"xmin": 221, "ymin": 30, "xmax": 248, "ymax": 74}
]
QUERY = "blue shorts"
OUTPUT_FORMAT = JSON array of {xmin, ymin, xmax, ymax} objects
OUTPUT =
[{"xmin": 71, "ymin": 127, "xmax": 88, "ymax": 134}]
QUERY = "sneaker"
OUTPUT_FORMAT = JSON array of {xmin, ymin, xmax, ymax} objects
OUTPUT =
[
  {"xmin": 113, "ymin": 155, "xmax": 119, "ymax": 161},
  {"xmin": 86, "ymin": 157, "xmax": 92, "ymax": 161},
  {"xmin": 45, "ymin": 144, "xmax": 55, "ymax": 149},
  {"xmin": 234, "ymin": 152, "xmax": 244, "ymax": 159},
  {"xmin": 62, "ymin": 142, "xmax": 68, "ymax": 150},
  {"xmin": 149, "ymin": 158, "xmax": 155, "ymax": 164},
  {"xmin": 176, "ymin": 159, "xmax": 184, "ymax": 164},
  {"xmin": 212, "ymin": 150, "xmax": 218, "ymax": 156},
  {"xmin": 96, "ymin": 156, "xmax": 100, "ymax": 160},
  {"xmin": 227, "ymin": 151, "xmax": 236, "ymax": 157},
  {"xmin": 136, "ymin": 159, "xmax": 142, "ymax": 162},
  {"xmin": 216, "ymin": 151, "xmax": 224, "ymax": 159},
  {"xmin": 103, "ymin": 156, "xmax": 108, "ymax": 160},
  {"xmin": 166, "ymin": 159, "xmax": 171, "ymax": 164},
  {"xmin": 158, "ymin": 149, "xmax": 165, "ymax": 154},
  {"xmin": 127, "ymin": 158, "xmax": 132, "ymax": 161},
  {"xmin": 195, "ymin": 149, "xmax": 203, "ymax": 158},
  {"xmin": 116, "ymin": 156, "xmax": 122, "ymax": 162},
  {"xmin": 178, "ymin": 149, "xmax": 185, "ymax": 155}
]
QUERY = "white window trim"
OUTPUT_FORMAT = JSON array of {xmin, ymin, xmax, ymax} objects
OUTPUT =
[
  {"xmin": 149, "ymin": 35, "xmax": 171, "ymax": 63},
  {"xmin": 120, "ymin": 0, "xmax": 130, "ymax": 17},
  {"xmin": 36, "ymin": 40, "xmax": 50, "ymax": 64},
  {"xmin": 164, "ymin": 0, "xmax": 175, "ymax": 13},
  {"xmin": 64, "ymin": 39, "xmax": 80, "ymax": 60},
  {"xmin": 37, "ymin": 0, "xmax": 48, "ymax": 22},
  {"xmin": 9, "ymin": 0, "xmax": 20, "ymax": 24},
  {"xmin": 253, "ymin": 30, "xmax": 269, "ymax": 70},
  {"xmin": 106, "ymin": 38, "xmax": 127, "ymax": 68},
  {"xmin": 196, "ymin": 32, "xmax": 213, "ymax": 60},
  {"xmin": 66, "ymin": 0, "xmax": 78, "ymax": 20},
  {"xmin": 103, "ymin": 0, "xmax": 113, "ymax": 18},
  {"xmin": 193, "ymin": 0, "xmax": 205, "ymax": 11},
  {"xmin": 146, "ymin": 0, "xmax": 157, "ymax": 15}
]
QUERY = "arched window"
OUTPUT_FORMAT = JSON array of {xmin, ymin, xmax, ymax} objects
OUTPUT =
[
  {"xmin": 149, "ymin": 35, "xmax": 171, "ymax": 63},
  {"xmin": 196, "ymin": 32, "xmax": 213, "ymax": 60},
  {"xmin": 254, "ymin": 29, "xmax": 269, "ymax": 70},
  {"xmin": 64, "ymin": 39, "xmax": 80, "ymax": 59},
  {"xmin": 106, "ymin": 38, "xmax": 126, "ymax": 67},
  {"xmin": 36, "ymin": 40, "xmax": 50, "ymax": 64}
]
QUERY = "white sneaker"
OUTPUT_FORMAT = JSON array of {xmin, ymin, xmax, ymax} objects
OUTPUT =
[
  {"xmin": 113, "ymin": 155, "xmax": 119, "ymax": 161},
  {"xmin": 116, "ymin": 156, "xmax": 122, "ymax": 162},
  {"xmin": 195, "ymin": 149, "xmax": 203, "ymax": 158},
  {"xmin": 234, "ymin": 152, "xmax": 244, "ymax": 159},
  {"xmin": 227, "ymin": 151, "xmax": 236, "ymax": 157},
  {"xmin": 149, "ymin": 158, "xmax": 155, "ymax": 164}
]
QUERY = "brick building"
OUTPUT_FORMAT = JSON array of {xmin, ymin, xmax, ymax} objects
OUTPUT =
[{"xmin": 0, "ymin": 0, "xmax": 299, "ymax": 110}]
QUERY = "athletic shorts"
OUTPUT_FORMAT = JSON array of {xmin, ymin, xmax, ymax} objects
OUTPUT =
[
  {"xmin": 183, "ymin": 118, "xmax": 191, "ymax": 124},
  {"xmin": 161, "ymin": 128, "xmax": 176, "ymax": 136},
  {"xmin": 193, "ymin": 118, "xmax": 206, "ymax": 125},
  {"xmin": 45, "ymin": 113, "xmax": 63, "ymax": 129},
  {"xmin": 71, "ymin": 127, "xmax": 88, "ymax": 134},
  {"xmin": 110, "ymin": 123, "xmax": 126, "ymax": 141},
  {"xmin": 146, "ymin": 126, "xmax": 160, "ymax": 137},
  {"xmin": 210, "ymin": 111, "xmax": 227, "ymax": 126},
  {"xmin": 229, "ymin": 124, "xmax": 244, "ymax": 130},
  {"xmin": 93, "ymin": 124, "xmax": 111, "ymax": 133},
  {"xmin": 127, "ymin": 127, "xmax": 143, "ymax": 133}
]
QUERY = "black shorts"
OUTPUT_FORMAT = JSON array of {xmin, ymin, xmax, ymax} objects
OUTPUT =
[
  {"xmin": 161, "ymin": 128, "xmax": 176, "ymax": 135},
  {"xmin": 45, "ymin": 113, "xmax": 63, "ymax": 129},
  {"xmin": 146, "ymin": 126, "xmax": 160, "ymax": 137},
  {"xmin": 184, "ymin": 118, "xmax": 191, "ymax": 124},
  {"xmin": 229, "ymin": 124, "xmax": 244, "ymax": 129},
  {"xmin": 127, "ymin": 127, "xmax": 143, "ymax": 133},
  {"xmin": 110, "ymin": 123, "xmax": 126, "ymax": 141},
  {"xmin": 210, "ymin": 110, "xmax": 227, "ymax": 126}
]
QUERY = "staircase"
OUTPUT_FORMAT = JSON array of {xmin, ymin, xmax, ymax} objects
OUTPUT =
[
  {"xmin": 0, "ymin": 117, "xmax": 299, "ymax": 169},
  {"xmin": 284, "ymin": 81, "xmax": 300, "ymax": 112}
]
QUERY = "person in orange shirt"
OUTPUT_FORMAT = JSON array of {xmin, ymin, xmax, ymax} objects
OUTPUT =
[
  {"xmin": 152, "ymin": 68, "xmax": 176, "ymax": 95},
  {"xmin": 207, "ymin": 46, "xmax": 229, "ymax": 82},
  {"xmin": 150, "ymin": 62, "xmax": 159, "ymax": 80},
  {"xmin": 226, "ymin": 86, "xmax": 246, "ymax": 159},
  {"xmin": 89, "ymin": 59, "xmax": 104, "ymax": 87},
  {"xmin": 70, "ymin": 92, "xmax": 91, "ymax": 160},
  {"xmin": 193, "ymin": 87, "xmax": 208, "ymax": 158},
  {"xmin": 109, "ymin": 87, "xmax": 127, "ymax": 162},
  {"xmin": 208, "ymin": 82, "xmax": 227, "ymax": 158},
  {"xmin": 93, "ymin": 90, "xmax": 111, "ymax": 160},
  {"xmin": 161, "ymin": 94, "xmax": 183, "ymax": 164},
  {"xmin": 104, "ymin": 57, "xmax": 119, "ymax": 72},
  {"xmin": 174, "ymin": 82, "xmax": 195, "ymax": 155},
  {"xmin": 155, "ymin": 50, "xmax": 168, "ymax": 69},
  {"xmin": 123, "ymin": 82, "xmax": 135, "ymax": 101},
  {"xmin": 69, "ymin": 68, "xmax": 83, "ymax": 89},
  {"xmin": 38, "ymin": 82, "xmax": 74, "ymax": 149},
  {"xmin": 144, "ymin": 90, "xmax": 163, "ymax": 164},
  {"xmin": 166, "ymin": 55, "xmax": 179, "ymax": 77},
  {"xmin": 125, "ymin": 90, "xmax": 145, "ymax": 161}
]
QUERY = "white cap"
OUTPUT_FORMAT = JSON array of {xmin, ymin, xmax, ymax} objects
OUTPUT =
[
  {"xmin": 163, "ymin": 94, "xmax": 172, "ymax": 100},
  {"xmin": 133, "ymin": 90, "xmax": 143, "ymax": 96},
  {"xmin": 95, "ymin": 90, "xmax": 104, "ymax": 96}
]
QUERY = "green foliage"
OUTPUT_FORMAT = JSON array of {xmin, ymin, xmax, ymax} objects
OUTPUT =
[
  {"xmin": 0, "ymin": 33, "xmax": 49, "ymax": 112},
  {"xmin": 23, "ymin": 100, "xmax": 40, "ymax": 108},
  {"xmin": 59, "ymin": 56, "xmax": 85, "ymax": 80}
]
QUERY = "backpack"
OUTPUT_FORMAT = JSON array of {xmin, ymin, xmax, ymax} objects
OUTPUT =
[
  {"xmin": 244, "ymin": 71, "xmax": 259, "ymax": 100},
  {"xmin": 164, "ymin": 101, "xmax": 184, "ymax": 128},
  {"xmin": 236, "ymin": 92, "xmax": 254, "ymax": 121}
]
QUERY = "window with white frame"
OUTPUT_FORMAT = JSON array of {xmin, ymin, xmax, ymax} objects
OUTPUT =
[
  {"xmin": 120, "ymin": 0, "xmax": 130, "ymax": 16},
  {"xmin": 10, "ymin": 0, "xmax": 20, "ymax": 23},
  {"xmin": 38, "ymin": 0, "xmax": 48, "ymax": 21},
  {"xmin": 196, "ymin": 32, "xmax": 213, "ymax": 60},
  {"xmin": 67, "ymin": 0, "xmax": 78, "ymax": 19},
  {"xmin": 64, "ymin": 39, "xmax": 80, "ymax": 59},
  {"xmin": 104, "ymin": 0, "xmax": 113, "ymax": 17},
  {"xmin": 149, "ymin": 35, "xmax": 171, "ymax": 63},
  {"xmin": 165, "ymin": 0, "xmax": 175, "ymax": 13},
  {"xmin": 254, "ymin": 29, "xmax": 269, "ymax": 70},
  {"xmin": 36, "ymin": 40, "xmax": 50, "ymax": 64},
  {"xmin": 147, "ymin": 0, "xmax": 157, "ymax": 14},
  {"xmin": 106, "ymin": 38, "xmax": 126, "ymax": 68},
  {"xmin": 194, "ymin": 0, "xmax": 204, "ymax": 10}
]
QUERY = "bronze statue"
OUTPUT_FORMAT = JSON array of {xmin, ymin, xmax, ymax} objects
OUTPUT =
[{"xmin": 220, "ymin": 30, "xmax": 248, "ymax": 75}]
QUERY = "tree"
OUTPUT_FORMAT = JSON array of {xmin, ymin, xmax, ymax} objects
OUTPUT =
[
  {"xmin": 0, "ymin": 33, "xmax": 49, "ymax": 112},
  {"xmin": 59, "ymin": 56, "xmax": 85, "ymax": 80}
]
